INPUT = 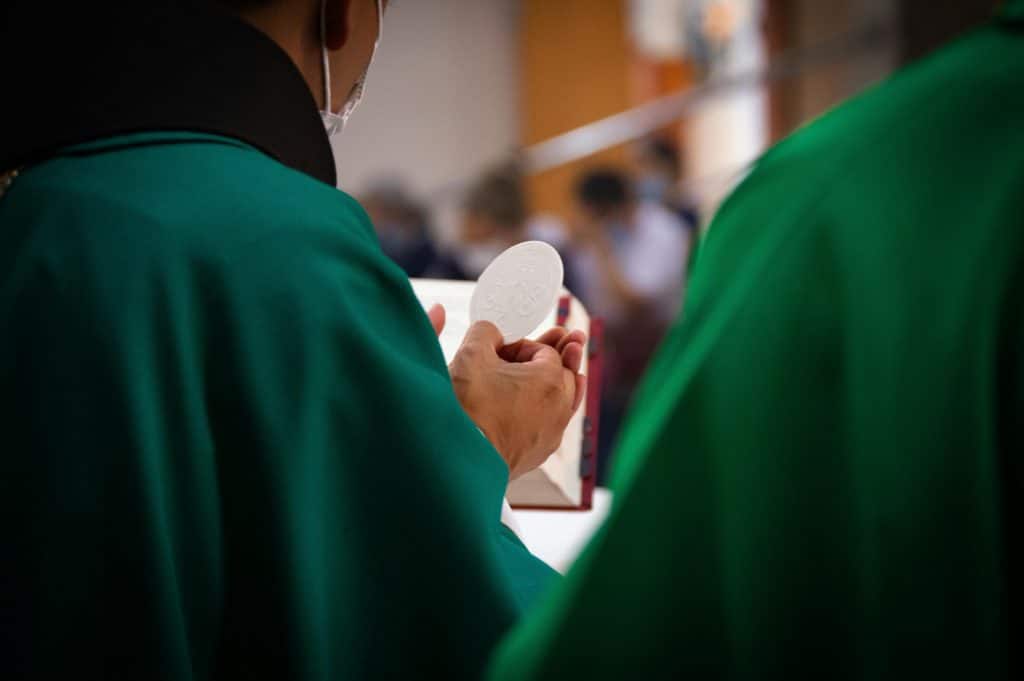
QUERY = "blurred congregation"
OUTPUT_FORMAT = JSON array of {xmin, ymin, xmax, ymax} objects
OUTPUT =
[{"xmin": 339, "ymin": 0, "xmax": 996, "ymax": 480}]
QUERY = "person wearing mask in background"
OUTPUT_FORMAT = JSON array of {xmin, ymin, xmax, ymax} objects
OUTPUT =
[
  {"xmin": 432, "ymin": 164, "xmax": 579, "ymax": 292},
  {"xmin": 568, "ymin": 169, "xmax": 688, "ymax": 481},
  {"xmin": 361, "ymin": 179, "xmax": 442, "ymax": 278},
  {"xmin": 0, "ymin": 1, "xmax": 588, "ymax": 679},
  {"xmin": 634, "ymin": 136, "xmax": 701, "ymax": 235},
  {"xmin": 430, "ymin": 165, "xmax": 527, "ymax": 281},
  {"xmin": 488, "ymin": 2, "xmax": 1023, "ymax": 679}
]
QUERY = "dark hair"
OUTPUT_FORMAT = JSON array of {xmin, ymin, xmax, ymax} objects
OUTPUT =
[
  {"xmin": 361, "ymin": 180, "xmax": 431, "ymax": 233},
  {"xmin": 642, "ymin": 138, "xmax": 682, "ymax": 178},
  {"xmin": 463, "ymin": 164, "xmax": 526, "ymax": 232},
  {"xmin": 575, "ymin": 169, "xmax": 631, "ymax": 214},
  {"xmin": 215, "ymin": 0, "xmax": 276, "ymax": 9}
]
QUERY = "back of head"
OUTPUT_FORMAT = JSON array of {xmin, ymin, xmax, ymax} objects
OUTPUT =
[
  {"xmin": 575, "ymin": 169, "xmax": 631, "ymax": 218},
  {"xmin": 362, "ymin": 179, "xmax": 430, "ymax": 236},
  {"xmin": 216, "ymin": 0, "xmax": 275, "ymax": 8},
  {"xmin": 638, "ymin": 138, "xmax": 683, "ymax": 180}
]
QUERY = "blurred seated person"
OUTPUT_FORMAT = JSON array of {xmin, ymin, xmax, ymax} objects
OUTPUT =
[
  {"xmin": 569, "ymin": 169, "xmax": 689, "ymax": 480},
  {"xmin": 634, "ymin": 136, "xmax": 701, "ymax": 234},
  {"xmin": 431, "ymin": 165, "xmax": 578, "ymax": 291},
  {"xmin": 361, "ymin": 179, "xmax": 441, "ymax": 278}
]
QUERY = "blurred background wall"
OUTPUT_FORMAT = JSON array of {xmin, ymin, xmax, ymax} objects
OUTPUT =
[
  {"xmin": 520, "ymin": 0, "xmax": 634, "ymax": 219},
  {"xmin": 337, "ymin": 0, "xmax": 998, "ymax": 237},
  {"xmin": 333, "ymin": 0, "xmax": 520, "ymax": 207}
]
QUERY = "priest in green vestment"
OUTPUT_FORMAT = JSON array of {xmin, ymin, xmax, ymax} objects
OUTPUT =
[
  {"xmin": 489, "ymin": 3, "xmax": 1022, "ymax": 680},
  {"xmin": 0, "ymin": 1, "xmax": 588, "ymax": 679}
]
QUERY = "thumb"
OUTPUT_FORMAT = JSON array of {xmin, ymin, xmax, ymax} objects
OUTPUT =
[
  {"xmin": 427, "ymin": 303, "xmax": 446, "ymax": 337},
  {"xmin": 525, "ymin": 343, "xmax": 563, "ymax": 368},
  {"xmin": 462, "ymin": 320, "xmax": 506, "ymax": 353}
]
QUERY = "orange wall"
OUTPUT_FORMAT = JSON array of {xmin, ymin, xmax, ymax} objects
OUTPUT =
[{"xmin": 521, "ymin": 0, "xmax": 633, "ymax": 219}]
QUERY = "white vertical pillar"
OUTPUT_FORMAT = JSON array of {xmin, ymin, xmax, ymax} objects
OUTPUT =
[{"xmin": 685, "ymin": 0, "xmax": 768, "ymax": 226}]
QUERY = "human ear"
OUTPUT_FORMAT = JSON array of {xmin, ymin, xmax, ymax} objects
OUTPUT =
[{"xmin": 323, "ymin": 0, "xmax": 351, "ymax": 51}]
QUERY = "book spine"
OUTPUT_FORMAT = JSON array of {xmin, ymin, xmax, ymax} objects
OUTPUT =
[
  {"xmin": 579, "ymin": 318, "xmax": 604, "ymax": 510},
  {"xmin": 556, "ymin": 295, "xmax": 571, "ymax": 327}
]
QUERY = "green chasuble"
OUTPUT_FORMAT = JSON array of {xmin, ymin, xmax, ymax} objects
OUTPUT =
[
  {"xmin": 489, "ymin": 8, "xmax": 1023, "ymax": 681},
  {"xmin": 0, "ymin": 131, "xmax": 555, "ymax": 679}
]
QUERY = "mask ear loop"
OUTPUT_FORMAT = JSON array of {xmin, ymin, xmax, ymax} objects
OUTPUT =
[
  {"xmin": 321, "ymin": 0, "xmax": 333, "ymax": 114},
  {"xmin": 340, "ymin": 0, "xmax": 383, "ymax": 118},
  {"xmin": 374, "ymin": 0, "xmax": 384, "ymax": 47},
  {"xmin": 322, "ymin": 0, "xmax": 384, "ymax": 119}
]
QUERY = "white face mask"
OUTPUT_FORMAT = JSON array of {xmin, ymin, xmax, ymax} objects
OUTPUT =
[
  {"xmin": 456, "ymin": 242, "xmax": 506, "ymax": 279},
  {"xmin": 321, "ymin": 0, "xmax": 384, "ymax": 139}
]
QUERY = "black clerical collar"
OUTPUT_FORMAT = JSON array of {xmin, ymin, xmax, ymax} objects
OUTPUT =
[{"xmin": 0, "ymin": 1, "xmax": 336, "ymax": 186}]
